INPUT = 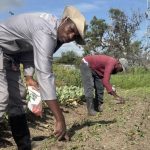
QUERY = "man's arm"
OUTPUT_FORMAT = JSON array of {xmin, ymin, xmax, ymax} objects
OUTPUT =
[
  {"xmin": 109, "ymin": 91, "xmax": 125, "ymax": 104},
  {"xmin": 45, "ymin": 100, "xmax": 69, "ymax": 140},
  {"xmin": 103, "ymin": 62, "xmax": 125, "ymax": 104},
  {"xmin": 102, "ymin": 63, "xmax": 114, "ymax": 93},
  {"xmin": 32, "ymin": 30, "xmax": 68, "ymax": 140}
]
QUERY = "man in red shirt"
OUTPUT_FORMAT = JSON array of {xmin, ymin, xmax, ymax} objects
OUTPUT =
[{"xmin": 80, "ymin": 55, "xmax": 128, "ymax": 116}]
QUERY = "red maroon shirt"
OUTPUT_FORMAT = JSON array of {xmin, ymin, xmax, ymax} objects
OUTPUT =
[{"xmin": 84, "ymin": 55, "xmax": 118, "ymax": 93}]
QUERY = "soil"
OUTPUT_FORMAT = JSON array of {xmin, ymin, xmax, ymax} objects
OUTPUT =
[{"xmin": 0, "ymin": 88, "xmax": 150, "ymax": 150}]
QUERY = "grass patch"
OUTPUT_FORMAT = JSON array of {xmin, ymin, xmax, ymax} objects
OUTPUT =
[{"xmin": 111, "ymin": 68, "xmax": 150, "ymax": 89}]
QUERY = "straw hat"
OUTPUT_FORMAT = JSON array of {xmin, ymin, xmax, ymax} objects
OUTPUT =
[{"xmin": 62, "ymin": 6, "xmax": 86, "ymax": 45}]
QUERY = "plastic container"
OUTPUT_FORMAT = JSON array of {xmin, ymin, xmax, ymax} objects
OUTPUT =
[{"xmin": 27, "ymin": 86, "xmax": 42, "ymax": 117}]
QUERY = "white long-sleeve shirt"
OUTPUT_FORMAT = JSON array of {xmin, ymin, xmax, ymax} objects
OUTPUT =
[{"xmin": 0, "ymin": 12, "xmax": 61, "ymax": 100}]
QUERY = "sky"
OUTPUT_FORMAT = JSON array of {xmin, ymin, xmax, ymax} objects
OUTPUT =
[{"xmin": 0, "ymin": 0, "xmax": 147, "ymax": 56}]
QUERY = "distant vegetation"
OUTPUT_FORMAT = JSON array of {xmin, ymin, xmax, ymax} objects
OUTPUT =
[
  {"xmin": 54, "ymin": 65, "xmax": 150, "ymax": 90},
  {"xmin": 53, "ymin": 65, "xmax": 150, "ymax": 104},
  {"xmin": 111, "ymin": 67, "xmax": 150, "ymax": 89}
]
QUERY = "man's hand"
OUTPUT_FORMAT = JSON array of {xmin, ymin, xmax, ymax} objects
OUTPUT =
[
  {"xmin": 45, "ymin": 100, "xmax": 69, "ymax": 141},
  {"xmin": 114, "ymin": 96, "xmax": 125, "ymax": 104},
  {"xmin": 25, "ymin": 76, "xmax": 38, "ymax": 89},
  {"xmin": 109, "ymin": 91, "xmax": 125, "ymax": 104},
  {"xmin": 54, "ymin": 120, "xmax": 69, "ymax": 141}
]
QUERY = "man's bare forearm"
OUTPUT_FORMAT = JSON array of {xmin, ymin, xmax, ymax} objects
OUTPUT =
[{"xmin": 45, "ymin": 100, "xmax": 65, "ymax": 122}]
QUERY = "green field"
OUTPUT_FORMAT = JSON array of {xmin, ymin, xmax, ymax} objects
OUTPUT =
[{"xmin": 1, "ymin": 65, "xmax": 150, "ymax": 150}]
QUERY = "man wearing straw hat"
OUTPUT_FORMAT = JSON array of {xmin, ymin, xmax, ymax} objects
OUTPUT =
[{"xmin": 0, "ymin": 5, "xmax": 86, "ymax": 149}]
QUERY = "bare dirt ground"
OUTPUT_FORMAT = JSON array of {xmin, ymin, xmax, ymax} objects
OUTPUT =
[{"xmin": 0, "ymin": 88, "xmax": 150, "ymax": 150}]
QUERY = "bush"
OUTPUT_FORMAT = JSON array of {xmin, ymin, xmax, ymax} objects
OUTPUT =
[
  {"xmin": 55, "ymin": 51, "xmax": 81, "ymax": 66},
  {"xmin": 53, "ymin": 64, "xmax": 82, "ymax": 87}
]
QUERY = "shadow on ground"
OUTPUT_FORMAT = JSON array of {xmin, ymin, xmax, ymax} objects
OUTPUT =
[{"xmin": 68, "ymin": 119, "xmax": 117, "ymax": 139}]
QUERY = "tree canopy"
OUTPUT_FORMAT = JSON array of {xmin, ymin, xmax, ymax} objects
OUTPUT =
[{"xmin": 83, "ymin": 8, "xmax": 143, "ymax": 63}]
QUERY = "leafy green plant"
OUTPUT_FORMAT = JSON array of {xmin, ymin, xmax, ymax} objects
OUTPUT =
[{"xmin": 56, "ymin": 86, "xmax": 84, "ymax": 104}]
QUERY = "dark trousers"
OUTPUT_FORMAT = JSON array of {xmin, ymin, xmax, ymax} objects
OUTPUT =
[
  {"xmin": 80, "ymin": 62, "xmax": 104, "ymax": 104},
  {"xmin": 92, "ymin": 71, "xmax": 104, "ymax": 104}
]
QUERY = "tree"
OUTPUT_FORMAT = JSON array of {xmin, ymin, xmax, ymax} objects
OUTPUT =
[
  {"xmin": 83, "ymin": 16, "xmax": 108, "ymax": 55},
  {"xmin": 55, "ymin": 50, "xmax": 80, "ymax": 65},
  {"xmin": 83, "ymin": 9, "xmax": 144, "ymax": 64},
  {"xmin": 105, "ymin": 8, "xmax": 143, "ymax": 60}
]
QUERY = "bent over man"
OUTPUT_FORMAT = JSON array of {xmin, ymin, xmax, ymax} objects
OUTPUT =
[
  {"xmin": 0, "ymin": 6, "xmax": 86, "ymax": 149},
  {"xmin": 80, "ymin": 55, "xmax": 128, "ymax": 116}
]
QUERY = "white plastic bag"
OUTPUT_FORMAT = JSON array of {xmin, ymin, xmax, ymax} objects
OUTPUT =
[{"xmin": 27, "ymin": 86, "xmax": 42, "ymax": 117}]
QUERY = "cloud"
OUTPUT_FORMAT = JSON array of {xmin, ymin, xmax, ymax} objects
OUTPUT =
[
  {"xmin": 75, "ymin": 0, "xmax": 107, "ymax": 13},
  {"xmin": 0, "ymin": 0, "xmax": 23, "ymax": 11},
  {"xmin": 75, "ymin": 3, "xmax": 99, "ymax": 13}
]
